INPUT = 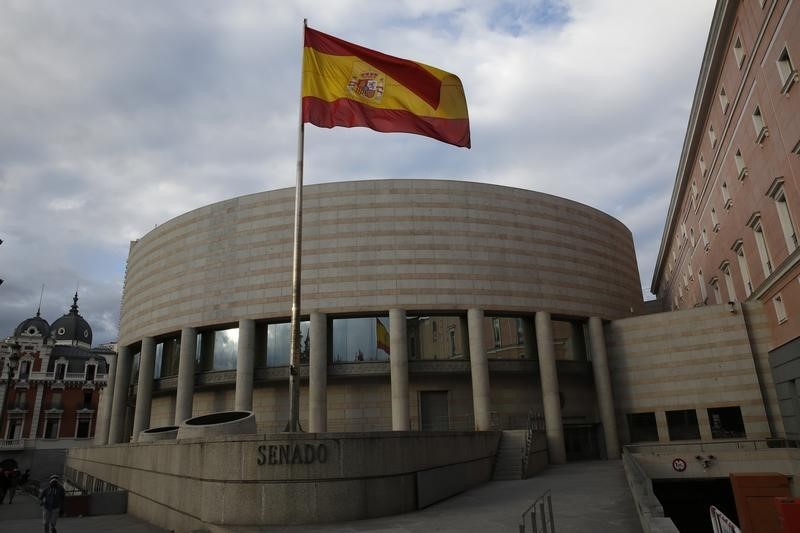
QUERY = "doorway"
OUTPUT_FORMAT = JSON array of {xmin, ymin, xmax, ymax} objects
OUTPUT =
[
  {"xmin": 419, "ymin": 391, "xmax": 449, "ymax": 431},
  {"xmin": 564, "ymin": 423, "xmax": 600, "ymax": 461}
]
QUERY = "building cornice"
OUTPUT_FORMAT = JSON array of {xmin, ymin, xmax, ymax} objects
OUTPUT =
[{"xmin": 651, "ymin": 0, "xmax": 738, "ymax": 293}]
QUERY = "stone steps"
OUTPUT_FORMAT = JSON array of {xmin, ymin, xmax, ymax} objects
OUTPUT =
[{"xmin": 493, "ymin": 429, "xmax": 527, "ymax": 481}]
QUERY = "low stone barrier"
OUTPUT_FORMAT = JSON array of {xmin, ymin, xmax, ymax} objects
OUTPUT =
[{"xmin": 66, "ymin": 431, "xmax": 500, "ymax": 531}]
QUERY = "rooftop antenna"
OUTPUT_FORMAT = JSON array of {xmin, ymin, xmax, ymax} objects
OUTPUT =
[{"xmin": 36, "ymin": 284, "xmax": 45, "ymax": 317}]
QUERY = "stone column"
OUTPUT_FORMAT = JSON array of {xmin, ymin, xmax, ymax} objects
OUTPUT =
[
  {"xmin": 536, "ymin": 311, "xmax": 566, "ymax": 464},
  {"xmin": 655, "ymin": 411, "xmax": 669, "ymax": 443},
  {"xmin": 588, "ymin": 317, "xmax": 620, "ymax": 459},
  {"xmin": 94, "ymin": 352, "xmax": 118, "ymax": 445},
  {"xmin": 698, "ymin": 409, "xmax": 714, "ymax": 441},
  {"xmin": 468, "ymin": 308, "xmax": 491, "ymax": 431},
  {"xmin": 132, "ymin": 337, "xmax": 156, "ymax": 442},
  {"xmin": 108, "ymin": 345, "xmax": 133, "ymax": 444},
  {"xmin": 390, "ymin": 309, "xmax": 410, "ymax": 431},
  {"xmin": 174, "ymin": 327, "xmax": 197, "ymax": 425},
  {"xmin": 309, "ymin": 312, "xmax": 327, "ymax": 432},
  {"xmin": 235, "ymin": 319, "xmax": 256, "ymax": 412}
]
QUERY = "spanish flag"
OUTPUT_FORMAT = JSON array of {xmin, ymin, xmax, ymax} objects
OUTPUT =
[
  {"xmin": 302, "ymin": 27, "xmax": 470, "ymax": 148},
  {"xmin": 376, "ymin": 318, "xmax": 390, "ymax": 355}
]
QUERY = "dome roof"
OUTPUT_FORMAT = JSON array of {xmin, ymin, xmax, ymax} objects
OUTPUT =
[
  {"xmin": 14, "ymin": 310, "xmax": 51, "ymax": 338},
  {"xmin": 51, "ymin": 292, "xmax": 92, "ymax": 346}
]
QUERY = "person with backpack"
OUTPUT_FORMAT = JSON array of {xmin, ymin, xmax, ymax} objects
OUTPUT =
[{"xmin": 39, "ymin": 474, "xmax": 65, "ymax": 533}]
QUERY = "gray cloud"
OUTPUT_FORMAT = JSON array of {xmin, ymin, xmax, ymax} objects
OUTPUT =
[{"xmin": 0, "ymin": 1, "xmax": 715, "ymax": 340}]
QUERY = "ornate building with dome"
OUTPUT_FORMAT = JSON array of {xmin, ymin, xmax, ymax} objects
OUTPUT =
[{"xmin": 0, "ymin": 293, "xmax": 113, "ymax": 446}]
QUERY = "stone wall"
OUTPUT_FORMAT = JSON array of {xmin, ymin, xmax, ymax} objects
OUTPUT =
[
  {"xmin": 119, "ymin": 180, "xmax": 642, "ymax": 345},
  {"xmin": 606, "ymin": 303, "xmax": 778, "ymax": 444},
  {"xmin": 66, "ymin": 431, "xmax": 500, "ymax": 529}
]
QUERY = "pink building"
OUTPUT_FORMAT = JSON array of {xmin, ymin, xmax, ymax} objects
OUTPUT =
[{"xmin": 652, "ymin": 0, "xmax": 800, "ymax": 437}]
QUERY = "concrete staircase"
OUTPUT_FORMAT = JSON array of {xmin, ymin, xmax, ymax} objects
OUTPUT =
[{"xmin": 493, "ymin": 429, "xmax": 527, "ymax": 481}]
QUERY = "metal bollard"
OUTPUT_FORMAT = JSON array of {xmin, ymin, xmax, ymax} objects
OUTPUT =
[{"xmin": 547, "ymin": 493, "xmax": 555, "ymax": 532}]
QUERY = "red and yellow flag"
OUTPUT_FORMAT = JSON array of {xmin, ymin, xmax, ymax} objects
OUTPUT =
[
  {"xmin": 376, "ymin": 318, "xmax": 390, "ymax": 355},
  {"xmin": 302, "ymin": 27, "xmax": 470, "ymax": 148}
]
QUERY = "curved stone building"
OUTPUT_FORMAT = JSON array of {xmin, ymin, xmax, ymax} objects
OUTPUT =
[{"xmin": 105, "ymin": 179, "xmax": 643, "ymax": 462}]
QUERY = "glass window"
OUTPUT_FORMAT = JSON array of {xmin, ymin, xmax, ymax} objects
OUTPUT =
[
  {"xmin": 332, "ymin": 317, "xmax": 390, "ymax": 363},
  {"xmin": 408, "ymin": 315, "xmax": 466, "ymax": 360},
  {"xmin": 735, "ymin": 148, "xmax": 746, "ymax": 179},
  {"xmin": 266, "ymin": 321, "xmax": 310, "ymax": 367},
  {"xmin": 19, "ymin": 360, "xmax": 30, "ymax": 380},
  {"xmin": 76, "ymin": 420, "xmax": 90, "ymax": 439},
  {"xmin": 484, "ymin": 316, "xmax": 531, "ymax": 359},
  {"xmin": 154, "ymin": 342, "xmax": 163, "ymax": 379},
  {"xmin": 627, "ymin": 412, "xmax": 659, "ymax": 443},
  {"xmin": 212, "ymin": 328, "xmax": 239, "ymax": 370},
  {"xmin": 722, "ymin": 182, "xmax": 731, "ymax": 209},
  {"xmin": 733, "ymin": 34, "xmax": 745, "ymax": 68},
  {"xmin": 752, "ymin": 105, "xmax": 766, "ymax": 141},
  {"xmin": 45, "ymin": 419, "xmax": 59, "ymax": 439},
  {"xmin": 707, "ymin": 406, "xmax": 746, "ymax": 439},
  {"xmin": 130, "ymin": 351, "xmax": 141, "ymax": 385},
  {"xmin": 552, "ymin": 320, "xmax": 587, "ymax": 361},
  {"xmin": 733, "ymin": 241, "xmax": 753, "ymax": 296},
  {"xmin": 50, "ymin": 392, "xmax": 62, "ymax": 410},
  {"xmin": 721, "ymin": 262, "xmax": 736, "ymax": 302},
  {"xmin": 777, "ymin": 46, "xmax": 797, "ymax": 93},
  {"xmin": 719, "ymin": 86, "xmax": 729, "ymax": 112},
  {"xmin": 666, "ymin": 409, "xmax": 701, "ymax": 440},
  {"xmin": 774, "ymin": 294, "xmax": 788, "ymax": 323},
  {"xmin": 767, "ymin": 180, "xmax": 798, "ymax": 253},
  {"xmin": 749, "ymin": 215, "xmax": 773, "ymax": 276},
  {"xmin": 155, "ymin": 337, "xmax": 180, "ymax": 379}
]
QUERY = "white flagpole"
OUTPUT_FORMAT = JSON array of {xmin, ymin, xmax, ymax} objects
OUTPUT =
[{"xmin": 287, "ymin": 18, "xmax": 307, "ymax": 432}]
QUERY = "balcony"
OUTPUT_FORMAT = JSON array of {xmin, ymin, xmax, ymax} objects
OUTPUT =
[{"xmin": 0, "ymin": 438, "xmax": 25, "ymax": 451}]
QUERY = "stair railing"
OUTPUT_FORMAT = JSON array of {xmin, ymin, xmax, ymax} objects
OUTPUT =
[
  {"xmin": 519, "ymin": 489, "xmax": 555, "ymax": 533},
  {"xmin": 521, "ymin": 411, "xmax": 544, "ymax": 478}
]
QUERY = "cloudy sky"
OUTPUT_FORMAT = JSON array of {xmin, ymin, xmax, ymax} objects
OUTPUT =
[{"xmin": 0, "ymin": 0, "xmax": 716, "ymax": 344}]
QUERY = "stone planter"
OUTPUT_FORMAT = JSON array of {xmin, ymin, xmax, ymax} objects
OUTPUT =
[
  {"xmin": 177, "ymin": 410, "xmax": 256, "ymax": 440},
  {"xmin": 138, "ymin": 426, "xmax": 179, "ymax": 442}
]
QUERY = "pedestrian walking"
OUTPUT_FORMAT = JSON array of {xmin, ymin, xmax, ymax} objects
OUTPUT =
[
  {"xmin": 7, "ymin": 467, "xmax": 20, "ymax": 503},
  {"xmin": 0, "ymin": 468, "xmax": 10, "ymax": 504},
  {"xmin": 39, "ymin": 474, "xmax": 65, "ymax": 533}
]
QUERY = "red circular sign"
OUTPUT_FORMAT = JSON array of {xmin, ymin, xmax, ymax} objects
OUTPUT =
[{"xmin": 672, "ymin": 458, "xmax": 687, "ymax": 472}]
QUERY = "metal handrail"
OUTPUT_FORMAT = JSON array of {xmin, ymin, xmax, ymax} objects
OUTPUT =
[
  {"xmin": 521, "ymin": 411, "xmax": 545, "ymax": 477},
  {"xmin": 519, "ymin": 489, "xmax": 555, "ymax": 533},
  {"xmin": 710, "ymin": 505, "xmax": 741, "ymax": 533},
  {"xmin": 625, "ymin": 438, "xmax": 800, "ymax": 452}
]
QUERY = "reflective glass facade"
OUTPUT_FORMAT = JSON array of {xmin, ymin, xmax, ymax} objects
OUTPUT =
[{"xmin": 332, "ymin": 317, "xmax": 390, "ymax": 363}]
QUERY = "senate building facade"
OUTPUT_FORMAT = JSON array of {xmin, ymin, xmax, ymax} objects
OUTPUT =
[
  {"xmin": 102, "ymin": 180, "xmax": 643, "ymax": 463},
  {"xmin": 31, "ymin": 1, "xmax": 800, "ymax": 529},
  {"xmin": 94, "ymin": 178, "xmax": 782, "ymax": 460}
]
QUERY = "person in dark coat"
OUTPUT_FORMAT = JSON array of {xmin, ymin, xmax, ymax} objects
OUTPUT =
[
  {"xmin": 0, "ymin": 469, "xmax": 10, "ymax": 504},
  {"xmin": 6, "ymin": 468, "xmax": 21, "ymax": 503},
  {"xmin": 39, "ymin": 475, "xmax": 65, "ymax": 533}
]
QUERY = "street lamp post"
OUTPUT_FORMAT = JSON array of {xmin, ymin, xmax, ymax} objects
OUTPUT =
[{"xmin": 0, "ymin": 342, "xmax": 20, "ymax": 441}]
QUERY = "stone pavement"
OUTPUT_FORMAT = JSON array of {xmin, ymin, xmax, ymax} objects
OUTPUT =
[
  {"xmin": 0, "ymin": 461, "xmax": 641, "ymax": 532},
  {"xmin": 0, "ymin": 491, "xmax": 167, "ymax": 533},
  {"xmin": 227, "ymin": 460, "xmax": 643, "ymax": 532}
]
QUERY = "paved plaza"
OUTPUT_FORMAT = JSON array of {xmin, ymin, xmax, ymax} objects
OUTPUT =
[{"xmin": 0, "ymin": 461, "xmax": 641, "ymax": 532}]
